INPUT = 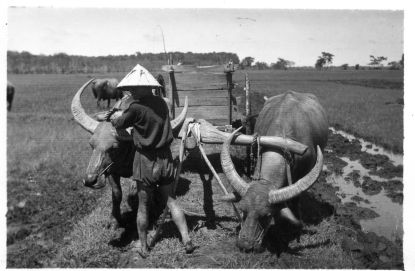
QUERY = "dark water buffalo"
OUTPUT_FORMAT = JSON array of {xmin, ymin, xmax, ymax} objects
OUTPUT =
[
  {"xmin": 71, "ymin": 79, "xmax": 188, "ymax": 229},
  {"xmin": 7, "ymin": 81, "xmax": 15, "ymax": 111},
  {"xmin": 220, "ymin": 91, "xmax": 328, "ymax": 252},
  {"xmin": 91, "ymin": 78, "xmax": 122, "ymax": 108}
]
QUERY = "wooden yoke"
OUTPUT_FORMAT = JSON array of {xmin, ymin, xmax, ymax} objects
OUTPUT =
[{"xmin": 178, "ymin": 119, "xmax": 308, "ymax": 155}]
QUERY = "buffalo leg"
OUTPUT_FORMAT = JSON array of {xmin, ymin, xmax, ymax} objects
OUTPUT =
[
  {"xmin": 108, "ymin": 174, "xmax": 123, "ymax": 228},
  {"xmin": 279, "ymin": 204, "xmax": 303, "ymax": 228}
]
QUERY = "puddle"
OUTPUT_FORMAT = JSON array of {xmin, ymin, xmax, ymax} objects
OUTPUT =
[
  {"xmin": 324, "ymin": 156, "xmax": 403, "ymax": 241},
  {"xmin": 329, "ymin": 127, "xmax": 403, "ymax": 166}
]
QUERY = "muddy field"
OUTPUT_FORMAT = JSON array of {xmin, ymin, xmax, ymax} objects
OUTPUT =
[{"xmin": 6, "ymin": 70, "xmax": 404, "ymax": 268}]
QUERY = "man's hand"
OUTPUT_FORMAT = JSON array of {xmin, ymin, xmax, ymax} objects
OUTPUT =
[
  {"xmin": 104, "ymin": 109, "xmax": 122, "ymax": 121},
  {"xmin": 110, "ymin": 110, "xmax": 123, "ymax": 121}
]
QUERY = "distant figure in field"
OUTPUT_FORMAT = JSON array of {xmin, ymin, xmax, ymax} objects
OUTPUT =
[
  {"xmin": 154, "ymin": 74, "xmax": 166, "ymax": 97},
  {"xmin": 7, "ymin": 81, "xmax": 15, "ymax": 111},
  {"xmin": 91, "ymin": 78, "xmax": 122, "ymax": 108}
]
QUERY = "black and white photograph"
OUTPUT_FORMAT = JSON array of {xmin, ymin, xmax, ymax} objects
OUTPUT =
[{"xmin": 4, "ymin": 1, "xmax": 410, "ymax": 269}]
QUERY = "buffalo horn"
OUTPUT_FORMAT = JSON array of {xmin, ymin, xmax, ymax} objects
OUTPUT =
[
  {"xmin": 221, "ymin": 127, "xmax": 250, "ymax": 196},
  {"xmin": 170, "ymin": 96, "xmax": 188, "ymax": 132},
  {"xmin": 268, "ymin": 145, "xmax": 323, "ymax": 204},
  {"xmin": 71, "ymin": 79, "xmax": 99, "ymax": 134}
]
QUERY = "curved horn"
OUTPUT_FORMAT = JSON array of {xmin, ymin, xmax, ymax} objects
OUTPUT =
[
  {"xmin": 170, "ymin": 96, "xmax": 188, "ymax": 132},
  {"xmin": 71, "ymin": 79, "xmax": 99, "ymax": 134},
  {"xmin": 221, "ymin": 127, "xmax": 250, "ymax": 196},
  {"xmin": 268, "ymin": 145, "xmax": 323, "ymax": 204}
]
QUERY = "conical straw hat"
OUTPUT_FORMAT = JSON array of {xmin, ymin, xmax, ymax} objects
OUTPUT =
[{"xmin": 117, "ymin": 64, "xmax": 161, "ymax": 89}]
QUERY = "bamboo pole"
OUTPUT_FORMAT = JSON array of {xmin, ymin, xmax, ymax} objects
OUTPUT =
[
  {"xmin": 225, "ymin": 70, "xmax": 233, "ymax": 125},
  {"xmin": 244, "ymin": 73, "xmax": 253, "ymax": 176},
  {"xmin": 245, "ymin": 73, "xmax": 251, "ymax": 123},
  {"xmin": 167, "ymin": 67, "xmax": 176, "ymax": 118}
]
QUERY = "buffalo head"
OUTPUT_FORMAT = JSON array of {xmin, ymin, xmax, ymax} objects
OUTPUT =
[
  {"xmin": 71, "ymin": 79, "xmax": 188, "ymax": 188},
  {"xmin": 221, "ymin": 128, "xmax": 323, "ymax": 252}
]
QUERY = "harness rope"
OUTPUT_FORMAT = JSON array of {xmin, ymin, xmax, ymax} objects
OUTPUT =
[
  {"xmin": 249, "ymin": 131, "xmax": 295, "ymax": 186},
  {"xmin": 188, "ymin": 122, "xmax": 242, "ymax": 222}
]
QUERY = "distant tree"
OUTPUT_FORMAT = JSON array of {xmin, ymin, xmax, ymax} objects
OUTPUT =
[
  {"xmin": 355, "ymin": 64, "xmax": 360, "ymax": 70},
  {"xmin": 7, "ymin": 50, "xmax": 241, "ymax": 74},
  {"xmin": 286, "ymin": 60, "xmax": 295, "ymax": 68},
  {"xmin": 315, "ymin": 57, "xmax": 325, "ymax": 70},
  {"xmin": 315, "ymin": 52, "xmax": 334, "ymax": 70},
  {"xmin": 272, "ymin": 58, "xmax": 295, "ymax": 70},
  {"xmin": 369, "ymin": 55, "xmax": 388, "ymax": 69},
  {"xmin": 241, "ymin": 56, "xmax": 255, "ymax": 68},
  {"xmin": 272, "ymin": 58, "xmax": 288, "ymax": 70},
  {"xmin": 388, "ymin": 61, "xmax": 401, "ymax": 70},
  {"xmin": 254, "ymin": 61, "xmax": 269, "ymax": 70},
  {"xmin": 400, "ymin": 54, "xmax": 404, "ymax": 69},
  {"xmin": 340, "ymin": 63, "xmax": 349, "ymax": 70}
]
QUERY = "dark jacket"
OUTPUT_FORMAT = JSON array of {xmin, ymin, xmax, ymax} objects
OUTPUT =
[{"xmin": 111, "ymin": 95, "xmax": 173, "ymax": 150}]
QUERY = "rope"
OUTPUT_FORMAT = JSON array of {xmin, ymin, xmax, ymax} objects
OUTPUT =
[
  {"xmin": 282, "ymin": 131, "xmax": 294, "ymax": 186},
  {"xmin": 198, "ymin": 144, "xmax": 242, "ymax": 222},
  {"xmin": 249, "ymin": 133, "xmax": 258, "ymax": 178},
  {"xmin": 248, "ymin": 132, "xmax": 264, "ymax": 182}
]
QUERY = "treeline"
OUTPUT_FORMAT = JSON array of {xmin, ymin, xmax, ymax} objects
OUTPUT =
[{"xmin": 7, "ymin": 51, "xmax": 240, "ymax": 74}]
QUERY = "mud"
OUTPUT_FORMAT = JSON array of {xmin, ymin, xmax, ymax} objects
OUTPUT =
[
  {"xmin": 6, "ymin": 168, "xmax": 104, "ymax": 267},
  {"xmin": 316, "ymin": 130, "xmax": 403, "ymax": 268}
]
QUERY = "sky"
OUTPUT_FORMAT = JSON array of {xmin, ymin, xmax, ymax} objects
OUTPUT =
[{"xmin": 6, "ymin": 7, "xmax": 403, "ymax": 66}]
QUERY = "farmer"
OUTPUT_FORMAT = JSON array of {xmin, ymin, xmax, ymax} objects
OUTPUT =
[{"xmin": 107, "ymin": 64, "xmax": 195, "ymax": 258}]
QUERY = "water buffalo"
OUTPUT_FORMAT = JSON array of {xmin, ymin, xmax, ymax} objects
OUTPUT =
[
  {"xmin": 7, "ymin": 81, "xmax": 15, "ymax": 111},
  {"xmin": 91, "ymin": 78, "xmax": 122, "ymax": 108},
  {"xmin": 220, "ymin": 91, "xmax": 328, "ymax": 252},
  {"xmin": 71, "ymin": 79, "xmax": 188, "ymax": 230}
]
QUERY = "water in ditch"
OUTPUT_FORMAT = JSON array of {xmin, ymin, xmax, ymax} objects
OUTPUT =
[{"xmin": 326, "ymin": 128, "xmax": 403, "ymax": 242}]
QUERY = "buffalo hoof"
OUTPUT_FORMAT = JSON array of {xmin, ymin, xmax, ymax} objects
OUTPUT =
[
  {"xmin": 106, "ymin": 217, "xmax": 122, "ymax": 231},
  {"xmin": 184, "ymin": 241, "xmax": 196, "ymax": 254}
]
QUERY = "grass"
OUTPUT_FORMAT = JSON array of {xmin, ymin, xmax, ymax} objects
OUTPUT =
[
  {"xmin": 7, "ymin": 69, "xmax": 403, "ymax": 268},
  {"xmin": 231, "ymin": 70, "xmax": 403, "ymax": 153}
]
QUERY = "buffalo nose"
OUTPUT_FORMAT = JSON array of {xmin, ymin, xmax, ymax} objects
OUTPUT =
[
  {"xmin": 237, "ymin": 238, "xmax": 254, "ymax": 253},
  {"xmin": 83, "ymin": 174, "xmax": 98, "ymax": 186}
]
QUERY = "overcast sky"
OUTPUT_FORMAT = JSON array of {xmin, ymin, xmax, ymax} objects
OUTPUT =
[{"xmin": 7, "ymin": 8, "xmax": 403, "ymax": 66}]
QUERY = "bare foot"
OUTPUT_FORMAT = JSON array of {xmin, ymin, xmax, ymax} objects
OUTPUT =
[{"xmin": 132, "ymin": 240, "xmax": 149, "ymax": 259}]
